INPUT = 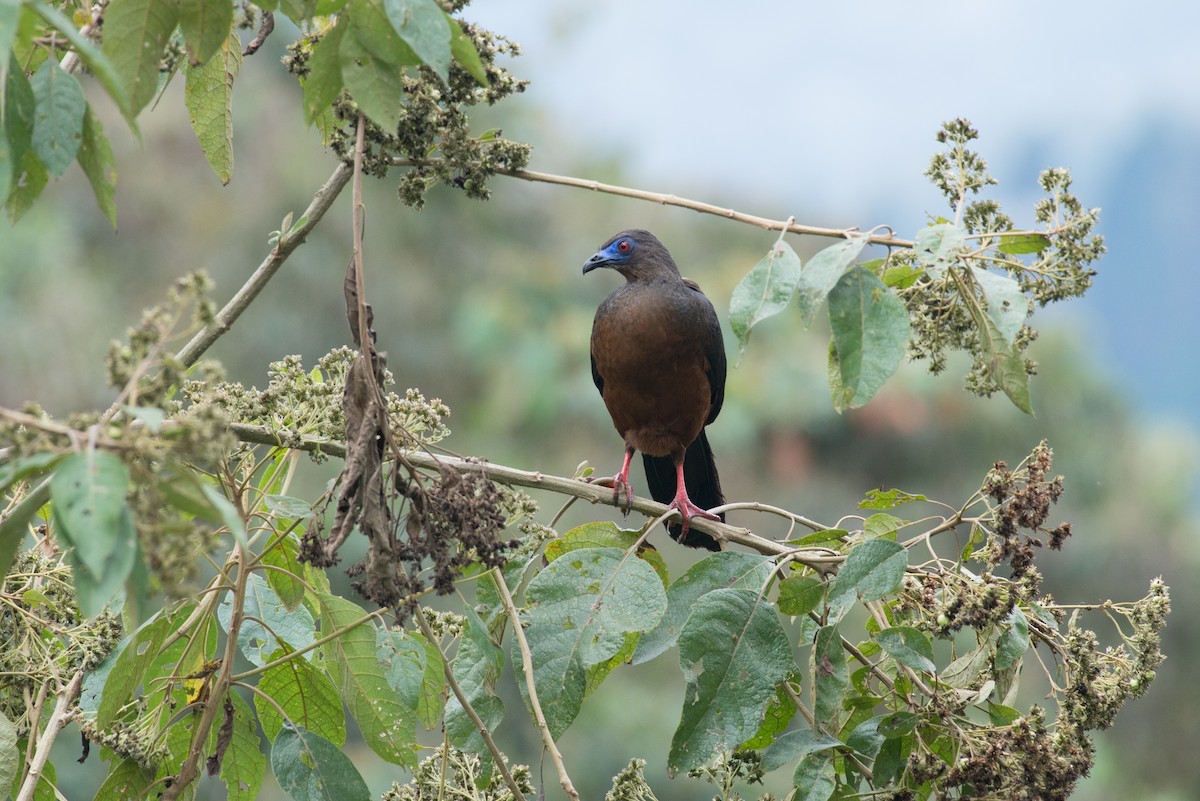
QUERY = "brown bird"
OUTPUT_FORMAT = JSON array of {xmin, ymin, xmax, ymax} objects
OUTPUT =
[{"xmin": 584, "ymin": 229, "xmax": 726, "ymax": 551}]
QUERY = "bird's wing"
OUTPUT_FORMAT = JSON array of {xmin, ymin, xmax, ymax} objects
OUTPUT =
[{"xmin": 682, "ymin": 277, "xmax": 726, "ymax": 424}]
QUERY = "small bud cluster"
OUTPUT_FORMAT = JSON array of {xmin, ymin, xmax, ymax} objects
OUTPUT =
[{"xmin": 384, "ymin": 745, "xmax": 534, "ymax": 801}]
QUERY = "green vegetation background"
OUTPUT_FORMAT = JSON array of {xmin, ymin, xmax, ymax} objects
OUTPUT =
[{"xmin": 0, "ymin": 32, "xmax": 1194, "ymax": 801}]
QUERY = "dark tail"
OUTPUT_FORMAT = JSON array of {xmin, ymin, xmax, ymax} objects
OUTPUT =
[{"xmin": 642, "ymin": 430, "xmax": 724, "ymax": 551}]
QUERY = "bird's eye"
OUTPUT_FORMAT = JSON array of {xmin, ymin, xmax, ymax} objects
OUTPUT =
[{"xmin": 617, "ymin": 239, "xmax": 632, "ymax": 254}]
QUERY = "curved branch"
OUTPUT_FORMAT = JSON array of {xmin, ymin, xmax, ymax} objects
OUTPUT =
[
  {"xmin": 175, "ymin": 162, "xmax": 353, "ymax": 368},
  {"xmin": 15, "ymin": 670, "xmax": 83, "ymax": 801}
]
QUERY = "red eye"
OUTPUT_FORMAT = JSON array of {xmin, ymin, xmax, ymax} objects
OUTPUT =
[{"xmin": 617, "ymin": 239, "xmax": 631, "ymax": 253}]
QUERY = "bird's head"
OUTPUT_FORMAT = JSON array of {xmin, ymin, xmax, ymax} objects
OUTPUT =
[{"xmin": 582, "ymin": 229, "xmax": 679, "ymax": 281}]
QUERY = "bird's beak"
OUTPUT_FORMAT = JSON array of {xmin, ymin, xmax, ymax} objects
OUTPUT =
[{"xmin": 582, "ymin": 251, "xmax": 610, "ymax": 275}]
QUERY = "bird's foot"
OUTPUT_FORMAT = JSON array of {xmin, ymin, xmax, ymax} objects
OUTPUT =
[
  {"xmin": 666, "ymin": 496, "xmax": 721, "ymax": 541},
  {"xmin": 610, "ymin": 473, "xmax": 634, "ymax": 515}
]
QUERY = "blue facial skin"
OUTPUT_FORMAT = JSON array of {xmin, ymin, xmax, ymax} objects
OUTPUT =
[{"xmin": 582, "ymin": 237, "xmax": 636, "ymax": 274}]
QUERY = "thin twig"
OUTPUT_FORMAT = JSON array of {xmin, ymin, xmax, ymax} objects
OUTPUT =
[
  {"xmin": 490, "ymin": 568, "xmax": 581, "ymax": 801},
  {"xmin": 15, "ymin": 670, "xmax": 84, "ymax": 801},
  {"xmin": 174, "ymin": 162, "xmax": 353, "ymax": 368},
  {"xmin": 411, "ymin": 606, "xmax": 528, "ymax": 801}
]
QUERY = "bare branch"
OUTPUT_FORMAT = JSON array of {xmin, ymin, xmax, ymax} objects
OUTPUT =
[{"xmin": 15, "ymin": 670, "xmax": 84, "ymax": 801}]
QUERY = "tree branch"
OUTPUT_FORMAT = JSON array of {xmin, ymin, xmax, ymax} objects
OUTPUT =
[
  {"xmin": 174, "ymin": 162, "xmax": 353, "ymax": 369},
  {"xmin": 490, "ymin": 567, "xmax": 580, "ymax": 801},
  {"xmin": 15, "ymin": 670, "xmax": 84, "ymax": 801},
  {"xmin": 226, "ymin": 423, "xmax": 844, "ymax": 565}
]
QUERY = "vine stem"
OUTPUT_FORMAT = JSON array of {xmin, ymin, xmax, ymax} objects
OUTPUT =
[
  {"xmin": 490, "ymin": 567, "xmax": 581, "ymax": 801},
  {"xmin": 15, "ymin": 669, "xmax": 83, "ymax": 801},
  {"xmin": 410, "ymin": 606, "xmax": 529, "ymax": 801}
]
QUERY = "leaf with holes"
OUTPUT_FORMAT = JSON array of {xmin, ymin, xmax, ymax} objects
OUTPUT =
[
  {"xmin": 185, "ymin": 30, "xmax": 241, "ymax": 184},
  {"xmin": 826, "ymin": 538, "xmax": 907, "ymax": 623},
  {"xmin": 271, "ymin": 725, "xmax": 370, "ymax": 801},
  {"xmin": 256, "ymin": 648, "xmax": 345, "ymax": 745},
  {"xmin": 876, "ymin": 626, "xmax": 936, "ymax": 674}
]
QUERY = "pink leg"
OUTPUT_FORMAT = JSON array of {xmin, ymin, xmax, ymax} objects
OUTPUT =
[
  {"xmin": 611, "ymin": 447, "xmax": 636, "ymax": 514},
  {"xmin": 667, "ymin": 460, "xmax": 721, "ymax": 541}
]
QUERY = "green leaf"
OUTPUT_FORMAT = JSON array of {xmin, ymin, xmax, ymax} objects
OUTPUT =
[
  {"xmin": 546, "ymin": 520, "xmax": 669, "ymax": 586},
  {"xmin": 761, "ymin": 728, "xmax": 841, "ymax": 773},
  {"xmin": 881, "ymin": 261, "xmax": 924, "ymax": 289},
  {"xmin": 178, "ymin": 0, "xmax": 234, "ymax": 65},
  {"xmin": 30, "ymin": 59, "xmax": 86, "ymax": 177},
  {"xmin": 219, "ymin": 690, "xmax": 266, "ymax": 801},
  {"xmin": 776, "ymin": 575, "xmax": 823, "ymax": 617},
  {"xmin": 0, "ymin": 451, "xmax": 62, "ymax": 492},
  {"xmin": 102, "ymin": 0, "xmax": 180, "ymax": 115},
  {"xmin": 1, "ymin": 57, "xmax": 35, "ymax": 202},
  {"xmin": 27, "ymin": 3, "xmax": 137, "ymax": 127},
  {"xmin": 219, "ymin": 573, "xmax": 315, "ymax": 666},
  {"xmin": 994, "ymin": 606, "xmax": 1029, "ymax": 671},
  {"xmin": 93, "ymin": 758, "xmax": 155, "ymax": 801},
  {"xmin": 791, "ymin": 750, "xmax": 836, "ymax": 801},
  {"xmin": 77, "ymin": 107, "xmax": 118, "ymax": 227},
  {"xmin": 51, "ymin": 451, "xmax": 137, "ymax": 614},
  {"xmin": 319, "ymin": 593, "xmax": 416, "ymax": 766},
  {"xmin": 971, "ymin": 266, "xmax": 1028, "ymax": 344},
  {"xmin": 914, "ymin": 222, "xmax": 965, "ymax": 270},
  {"xmin": 303, "ymin": 21, "xmax": 345, "ymax": 123},
  {"xmin": 826, "ymin": 538, "xmax": 906, "ymax": 623},
  {"xmin": 185, "ymin": 30, "xmax": 241, "ymax": 184},
  {"xmin": 845, "ymin": 716, "xmax": 885, "ymax": 759},
  {"xmin": 633, "ymin": 550, "xmax": 772, "ymax": 664},
  {"xmin": 445, "ymin": 604, "xmax": 503, "ymax": 766},
  {"xmin": 522, "ymin": 547, "xmax": 667, "ymax": 738},
  {"xmin": 256, "ymin": 648, "xmax": 345, "ymax": 745},
  {"xmin": 872, "ymin": 736, "xmax": 908, "ymax": 785},
  {"xmin": 986, "ymin": 701, "xmax": 1021, "ymax": 725},
  {"xmin": 740, "ymin": 677, "xmax": 798, "ymax": 750},
  {"xmin": 795, "ymin": 235, "xmax": 868, "ymax": 327},
  {"xmin": 264, "ymin": 494, "xmax": 315, "ymax": 520},
  {"xmin": 997, "ymin": 233, "xmax": 1050, "ymax": 255},
  {"xmin": 271, "ymin": 725, "xmax": 371, "ymax": 801},
  {"xmin": 959, "ymin": 271, "xmax": 1034, "ymax": 414},
  {"xmin": 668, "ymin": 588, "xmax": 793, "ymax": 775},
  {"xmin": 0, "ymin": 476, "xmax": 49, "ymax": 578},
  {"xmin": 377, "ymin": 628, "xmax": 445, "ymax": 729},
  {"xmin": 261, "ymin": 531, "xmax": 307, "ymax": 611},
  {"xmin": 6, "ymin": 147, "xmax": 48, "ymax": 222},
  {"xmin": 858, "ymin": 488, "xmax": 927, "ymax": 511},
  {"xmin": 0, "ymin": 711, "xmax": 16, "ymax": 792},
  {"xmin": 878, "ymin": 710, "xmax": 920, "ymax": 737},
  {"xmin": 827, "ymin": 266, "xmax": 911, "ymax": 411},
  {"xmin": 383, "ymin": 0, "xmax": 450, "ymax": 82},
  {"xmin": 339, "ymin": 26, "xmax": 407, "ymax": 131},
  {"xmin": 812, "ymin": 624, "xmax": 848, "ymax": 725},
  {"xmin": 199, "ymin": 482, "xmax": 248, "ymax": 545},
  {"xmin": 0, "ymin": 0, "xmax": 17, "ymax": 77},
  {"xmin": 447, "ymin": 15, "xmax": 486, "ymax": 85},
  {"xmin": 729, "ymin": 238, "xmax": 802, "ymax": 357},
  {"xmin": 863, "ymin": 512, "xmax": 904, "ymax": 539},
  {"xmin": 942, "ymin": 645, "xmax": 990, "ymax": 690},
  {"xmin": 876, "ymin": 626, "xmax": 935, "ymax": 674},
  {"xmin": 97, "ymin": 611, "xmax": 172, "ymax": 727}
]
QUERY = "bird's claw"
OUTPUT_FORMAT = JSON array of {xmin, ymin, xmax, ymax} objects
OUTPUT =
[
  {"xmin": 611, "ymin": 474, "xmax": 634, "ymax": 515},
  {"xmin": 667, "ymin": 497, "xmax": 721, "ymax": 540}
]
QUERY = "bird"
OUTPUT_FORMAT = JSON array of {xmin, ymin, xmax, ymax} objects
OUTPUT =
[{"xmin": 583, "ymin": 229, "xmax": 726, "ymax": 551}]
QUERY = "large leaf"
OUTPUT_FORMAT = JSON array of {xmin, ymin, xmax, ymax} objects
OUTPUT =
[
  {"xmin": 303, "ymin": 21, "xmax": 346, "ymax": 124},
  {"xmin": 218, "ymin": 573, "xmax": 315, "ymax": 666},
  {"xmin": 959, "ymin": 272, "xmax": 1033, "ymax": 414},
  {"xmin": 812, "ymin": 624, "xmax": 848, "ymax": 725},
  {"xmin": 792, "ymin": 751, "xmax": 836, "ymax": 801},
  {"xmin": 29, "ymin": 59, "xmax": 86, "ymax": 177},
  {"xmin": 102, "ymin": 0, "xmax": 180, "ymax": 115},
  {"xmin": 876, "ymin": 626, "xmax": 936, "ymax": 674},
  {"xmin": 1, "ymin": 57, "xmax": 35, "ymax": 203},
  {"xmin": 377, "ymin": 628, "xmax": 445, "ymax": 729},
  {"xmin": 826, "ymin": 538, "xmax": 906, "ymax": 623},
  {"xmin": 76, "ymin": 107, "xmax": 118, "ymax": 227},
  {"xmin": 760, "ymin": 726, "xmax": 841, "ymax": 772},
  {"xmin": 51, "ymin": 451, "xmax": 138, "ymax": 616},
  {"xmin": 0, "ymin": 711, "xmax": 16, "ymax": 792},
  {"xmin": 178, "ymin": 0, "xmax": 234, "ymax": 65},
  {"xmin": 668, "ymin": 588, "xmax": 793, "ymax": 774},
  {"xmin": 319, "ymin": 594, "xmax": 416, "ymax": 766},
  {"xmin": 219, "ymin": 690, "xmax": 266, "ymax": 801},
  {"xmin": 729, "ymin": 238, "xmax": 802, "ymax": 357},
  {"xmin": 184, "ymin": 30, "xmax": 241, "ymax": 184},
  {"xmin": 826, "ymin": 266, "xmax": 911, "ymax": 411},
  {"xmin": 446, "ymin": 16, "xmax": 487, "ymax": 85},
  {"xmin": 445, "ymin": 604, "xmax": 504, "ymax": 766},
  {"xmin": 633, "ymin": 550, "xmax": 772, "ymax": 664},
  {"xmin": 93, "ymin": 758, "xmax": 153, "ymax": 801},
  {"xmin": 383, "ymin": 0, "xmax": 451, "ymax": 82},
  {"xmin": 256, "ymin": 648, "xmax": 346, "ymax": 745},
  {"xmin": 545, "ymin": 521, "xmax": 669, "ymax": 586},
  {"xmin": 997, "ymin": 233, "xmax": 1050, "ymax": 255},
  {"xmin": 914, "ymin": 222, "xmax": 965, "ymax": 271},
  {"xmin": 339, "ymin": 28, "xmax": 406, "ymax": 132},
  {"xmin": 271, "ymin": 725, "xmax": 370, "ymax": 801},
  {"xmin": 971, "ymin": 267, "xmax": 1028, "ymax": 344},
  {"xmin": 97, "ymin": 611, "xmax": 172, "ymax": 728},
  {"xmin": 521, "ymin": 547, "xmax": 667, "ymax": 738},
  {"xmin": 994, "ymin": 605, "xmax": 1030, "ymax": 671},
  {"xmin": 6, "ymin": 147, "xmax": 47, "ymax": 222},
  {"xmin": 795, "ymin": 235, "xmax": 868, "ymax": 326}
]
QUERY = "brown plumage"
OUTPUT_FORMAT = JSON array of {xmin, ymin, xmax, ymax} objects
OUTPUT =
[{"xmin": 583, "ymin": 229, "xmax": 726, "ymax": 551}]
